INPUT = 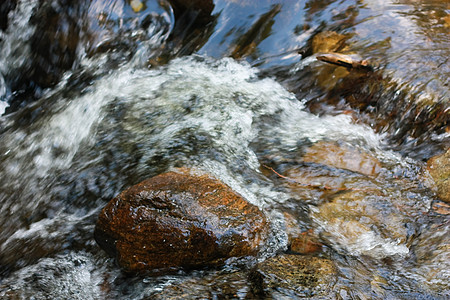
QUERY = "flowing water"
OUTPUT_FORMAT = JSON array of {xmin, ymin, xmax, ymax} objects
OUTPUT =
[{"xmin": 0, "ymin": 0, "xmax": 449, "ymax": 299}]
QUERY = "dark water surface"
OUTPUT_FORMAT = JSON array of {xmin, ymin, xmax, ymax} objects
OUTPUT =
[{"xmin": 0, "ymin": 0, "xmax": 449, "ymax": 299}]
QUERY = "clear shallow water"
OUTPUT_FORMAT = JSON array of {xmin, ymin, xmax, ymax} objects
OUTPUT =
[{"xmin": 0, "ymin": 0, "xmax": 449, "ymax": 299}]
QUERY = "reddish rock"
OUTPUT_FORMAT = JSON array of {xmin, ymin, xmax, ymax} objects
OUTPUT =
[
  {"xmin": 282, "ymin": 212, "xmax": 304, "ymax": 241},
  {"xmin": 427, "ymin": 148, "xmax": 450, "ymax": 203},
  {"xmin": 281, "ymin": 212, "xmax": 322, "ymax": 254},
  {"xmin": 290, "ymin": 230, "xmax": 322, "ymax": 255},
  {"xmin": 94, "ymin": 169, "xmax": 268, "ymax": 274}
]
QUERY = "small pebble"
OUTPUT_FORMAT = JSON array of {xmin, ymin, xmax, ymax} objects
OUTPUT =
[{"xmin": 130, "ymin": 0, "xmax": 144, "ymax": 13}]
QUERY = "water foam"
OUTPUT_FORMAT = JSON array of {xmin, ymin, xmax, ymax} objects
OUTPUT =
[{"xmin": 0, "ymin": 251, "xmax": 108, "ymax": 300}]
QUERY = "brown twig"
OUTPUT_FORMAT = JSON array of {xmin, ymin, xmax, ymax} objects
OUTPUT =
[
  {"xmin": 262, "ymin": 164, "xmax": 377, "ymax": 193},
  {"xmin": 316, "ymin": 52, "xmax": 374, "ymax": 71}
]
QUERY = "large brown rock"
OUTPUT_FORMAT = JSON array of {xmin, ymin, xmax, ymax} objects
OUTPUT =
[
  {"xmin": 427, "ymin": 148, "xmax": 450, "ymax": 203},
  {"xmin": 94, "ymin": 169, "xmax": 268, "ymax": 274}
]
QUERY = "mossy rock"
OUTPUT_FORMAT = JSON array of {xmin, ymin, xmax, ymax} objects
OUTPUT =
[{"xmin": 249, "ymin": 254, "xmax": 337, "ymax": 298}]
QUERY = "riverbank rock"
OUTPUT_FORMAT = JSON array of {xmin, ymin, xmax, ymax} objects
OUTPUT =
[
  {"xmin": 249, "ymin": 254, "xmax": 337, "ymax": 298},
  {"xmin": 94, "ymin": 169, "xmax": 268, "ymax": 274},
  {"xmin": 427, "ymin": 148, "xmax": 450, "ymax": 203}
]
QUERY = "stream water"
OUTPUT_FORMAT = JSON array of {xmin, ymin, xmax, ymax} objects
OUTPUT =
[{"xmin": 0, "ymin": 0, "xmax": 449, "ymax": 299}]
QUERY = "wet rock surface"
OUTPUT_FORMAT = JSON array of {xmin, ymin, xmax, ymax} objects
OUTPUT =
[
  {"xmin": 312, "ymin": 190, "xmax": 411, "ymax": 258},
  {"xmin": 413, "ymin": 222, "xmax": 450, "ymax": 294},
  {"xmin": 261, "ymin": 139, "xmax": 383, "ymax": 204},
  {"xmin": 427, "ymin": 148, "xmax": 450, "ymax": 203},
  {"xmin": 311, "ymin": 31, "xmax": 349, "ymax": 54},
  {"xmin": 150, "ymin": 270, "xmax": 257, "ymax": 300},
  {"xmin": 94, "ymin": 169, "xmax": 268, "ymax": 274},
  {"xmin": 290, "ymin": 230, "xmax": 323, "ymax": 255},
  {"xmin": 431, "ymin": 201, "xmax": 450, "ymax": 216},
  {"xmin": 150, "ymin": 254, "xmax": 337, "ymax": 299},
  {"xmin": 249, "ymin": 254, "xmax": 337, "ymax": 298},
  {"xmin": 302, "ymin": 141, "xmax": 382, "ymax": 176},
  {"xmin": 282, "ymin": 212, "xmax": 322, "ymax": 255}
]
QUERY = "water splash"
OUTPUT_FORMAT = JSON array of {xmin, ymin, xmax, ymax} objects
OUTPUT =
[
  {"xmin": 0, "ymin": 55, "xmax": 446, "ymax": 297},
  {"xmin": 0, "ymin": 251, "xmax": 109, "ymax": 300}
]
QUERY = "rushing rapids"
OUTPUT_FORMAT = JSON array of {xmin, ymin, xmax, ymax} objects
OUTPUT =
[{"xmin": 0, "ymin": 0, "xmax": 449, "ymax": 299}]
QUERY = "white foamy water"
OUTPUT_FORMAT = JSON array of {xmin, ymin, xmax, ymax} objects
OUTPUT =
[
  {"xmin": 0, "ymin": 100, "xmax": 8, "ymax": 115},
  {"xmin": 312, "ymin": 212, "xmax": 410, "ymax": 259},
  {"xmin": 0, "ymin": 251, "xmax": 109, "ymax": 300},
  {"xmin": 0, "ymin": 0, "xmax": 38, "ymax": 76},
  {"xmin": 0, "ymin": 74, "xmax": 8, "ymax": 113}
]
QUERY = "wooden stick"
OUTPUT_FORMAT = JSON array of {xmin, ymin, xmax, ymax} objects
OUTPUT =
[{"xmin": 262, "ymin": 164, "xmax": 376, "ymax": 193}]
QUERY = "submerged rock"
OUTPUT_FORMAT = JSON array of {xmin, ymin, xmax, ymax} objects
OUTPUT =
[
  {"xmin": 413, "ymin": 222, "xmax": 450, "ymax": 294},
  {"xmin": 94, "ymin": 168, "xmax": 268, "ymax": 274},
  {"xmin": 427, "ymin": 148, "xmax": 450, "ymax": 203},
  {"xmin": 313, "ymin": 190, "xmax": 411, "ymax": 259},
  {"xmin": 150, "ymin": 270, "xmax": 256, "ymax": 299},
  {"xmin": 282, "ymin": 212, "xmax": 322, "ymax": 255},
  {"xmin": 282, "ymin": 211, "xmax": 306, "ymax": 241},
  {"xmin": 290, "ymin": 231, "xmax": 323, "ymax": 255},
  {"xmin": 249, "ymin": 254, "xmax": 337, "ymax": 298},
  {"xmin": 302, "ymin": 141, "xmax": 381, "ymax": 176},
  {"xmin": 311, "ymin": 31, "xmax": 349, "ymax": 54}
]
